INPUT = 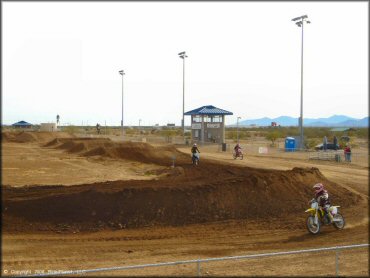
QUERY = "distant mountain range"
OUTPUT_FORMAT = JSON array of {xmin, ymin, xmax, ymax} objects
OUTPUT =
[{"xmin": 235, "ymin": 115, "xmax": 369, "ymax": 127}]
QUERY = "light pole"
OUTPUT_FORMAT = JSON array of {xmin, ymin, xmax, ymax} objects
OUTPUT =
[
  {"xmin": 237, "ymin": 116, "xmax": 241, "ymax": 143},
  {"xmin": 119, "ymin": 70, "xmax": 125, "ymax": 139},
  {"xmin": 178, "ymin": 51, "xmax": 188, "ymax": 141},
  {"xmin": 292, "ymin": 15, "xmax": 310, "ymax": 150}
]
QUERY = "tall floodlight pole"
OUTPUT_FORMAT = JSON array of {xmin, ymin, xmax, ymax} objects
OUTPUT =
[
  {"xmin": 178, "ymin": 51, "xmax": 188, "ymax": 141},
  {"xmin": 237, "ymin": 117, "xmax": 241, "ymax": 143},
  {"xmin": 119, "ymin": 70, "xmax": 125, "ymax": 139},
  {"xmin": 292, "ymin": 15, "xmax": 310, "ymax": 150}
]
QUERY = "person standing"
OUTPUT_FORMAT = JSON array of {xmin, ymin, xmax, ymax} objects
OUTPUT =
[
  {"xmin": 344, "ymin": 144, "xmax": 351, "ymax": 162},
  {"xmin": 323, "ymin": 136, "xmax": 328, "ymax": 151},
  {"xmin": 333, "ymin": 136, "xmax": 338, "ymax": 150}
]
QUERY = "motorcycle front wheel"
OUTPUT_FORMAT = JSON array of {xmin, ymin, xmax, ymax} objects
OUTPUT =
[
  {"xmin": 332, "ymin": 213, "xmax": 345, "ymax": 230},
  {"xmin": 306, "ymin": 215, "xmax": 321, "ymax": 235}
]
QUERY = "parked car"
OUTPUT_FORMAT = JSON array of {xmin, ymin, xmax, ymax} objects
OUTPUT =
[{"xmin": 315, "ymin": 143, "xmax": 340, "ymax": 151}]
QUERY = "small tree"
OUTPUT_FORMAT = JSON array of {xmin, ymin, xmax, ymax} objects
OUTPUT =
[
  {"xmin": 160, "ymin": 129, "xmax": 177, "ymax": 143},
  {"xmin": 266, "ymin": 131, "xmax": 280, "ymax": 147}
]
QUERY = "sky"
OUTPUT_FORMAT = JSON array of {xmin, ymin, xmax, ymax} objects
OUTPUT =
[{"xmin": 2, "ymin": 1, "xmax": 368, "ymax": 126}]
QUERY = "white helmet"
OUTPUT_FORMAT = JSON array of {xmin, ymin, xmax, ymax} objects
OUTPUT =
[{"xmin": 193, "ymin": 143, "xmax": 197, "ymax": 147}]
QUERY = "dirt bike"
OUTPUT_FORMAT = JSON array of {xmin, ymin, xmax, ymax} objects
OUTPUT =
[
  {"xmin": 233, "ymin": 148, "xmax": 243, "ymax": 160},
  {"xmin": 305, "ymin": 199, "xmax": 345, "ymax": 235},
  {"xmin": 192, "ymin": 153, "xmax": 200, "ymax": 165}
]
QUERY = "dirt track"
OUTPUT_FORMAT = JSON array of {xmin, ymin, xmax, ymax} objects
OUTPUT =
[{"xmin": 1, "ymin": 131, "xmax": 369, "ymax": 276}]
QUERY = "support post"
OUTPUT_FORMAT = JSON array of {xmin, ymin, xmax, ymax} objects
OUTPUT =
[
  {"xmin": 300, "ymin": 21, "xmax": 304, "ymax": 149},
  {"xmin": 197, "ymin": 258, "xmax": 201, "ymax": 276},
  {"xmin": 335, "ymin": 248, "xmax": 339, "ymax": 276}
]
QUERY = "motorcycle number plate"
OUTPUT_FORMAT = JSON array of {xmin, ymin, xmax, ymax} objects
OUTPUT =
[{"xmin": 330, "ymin": 206, "xmax": 337, "ymax": 215}]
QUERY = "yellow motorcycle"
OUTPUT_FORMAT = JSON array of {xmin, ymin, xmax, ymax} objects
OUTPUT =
[{"xmin": 305, "ymin": 199, "xmax": 345, "ymax": 234}]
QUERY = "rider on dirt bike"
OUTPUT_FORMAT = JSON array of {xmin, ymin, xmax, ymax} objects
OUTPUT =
[
  {"xmin": 313, "ymin": 183, "xmax": 334, "ymax": 223},
  {"xmin": 191, "ymin": 143, "xmax": 200, "ymax": 154},
  {"xmin": 232, "ymin": 143, "xmax": 243, "ymax": 160},
  {"xmin": 234, "ymin": 143, "xmax": 242, "ymax": 153},
  {"xmin": 191, "ymin": 143, "xmax": 200, "ymax": 164}
]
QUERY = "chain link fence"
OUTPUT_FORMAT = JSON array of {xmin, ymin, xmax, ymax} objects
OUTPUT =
[{"xmin": 18, "ymin": 243, "xmax": 368, "ymax": 277}]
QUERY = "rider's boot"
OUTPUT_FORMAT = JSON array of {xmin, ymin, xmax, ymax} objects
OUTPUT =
[
  {"xmin": 328, "ymin": 212, "xmax": 334, "ymax": 223},
  {"xmin": 325, "ymin": 209, "xmax": 334, "ymax": 223}
]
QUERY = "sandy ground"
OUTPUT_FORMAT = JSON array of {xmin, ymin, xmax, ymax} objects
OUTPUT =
[
  {"xmin": 2, "ymin": 142, "xmax": 165, "ymax": 186},
  {"xmin": 1, "ymin": 134, "xmax": 369, "ymax": 277}
]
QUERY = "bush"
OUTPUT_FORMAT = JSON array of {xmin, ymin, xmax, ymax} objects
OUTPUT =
[
  {"xmin": 64, "ymin": 125, "xmax": 78, "ymax": 134},
  {"xmin": 305, "ymin": 138, "xmax": 320, "ymax": 150},
  {"xmin": 225, "ymin": 129, "xmax": 251, "ymax": 140},
  {"xmin": 355, "ymin": 128, "xmax": 368, "ymax": 139},
  {"xmin": 159, "ymin": 129, "xmax": 178, "ymax": 142}
]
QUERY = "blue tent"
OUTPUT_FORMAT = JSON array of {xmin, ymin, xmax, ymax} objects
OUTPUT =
[{"xmin": 12, "ymin": 121, "xmax": 33, "ymax": 128}]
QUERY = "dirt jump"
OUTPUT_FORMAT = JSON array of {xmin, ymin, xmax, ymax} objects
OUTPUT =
[{"xmin": 2, "ymin": 136, "xmax": 360, "ymax": 233}]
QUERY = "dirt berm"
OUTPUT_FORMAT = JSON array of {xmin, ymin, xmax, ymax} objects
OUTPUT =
[
  {"xmin": 3, "ymin": 138, "xmax": 360, "ymax": 233},
  {"xmin": 44, "ymin": 137, "xmax": 189, "ymax": 166},
  {"xmin": 2, "ymin": 131, "xmax": 75, "ymax": 143}
]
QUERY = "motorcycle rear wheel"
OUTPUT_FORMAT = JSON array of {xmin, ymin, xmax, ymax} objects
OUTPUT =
[
  {"xmin": 332, "ymin": 213, "xmax": 345, "ymax": 230},
  {"xmin": 307, "ymin": 215, "xmax": 321, "ymax": 235}
]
